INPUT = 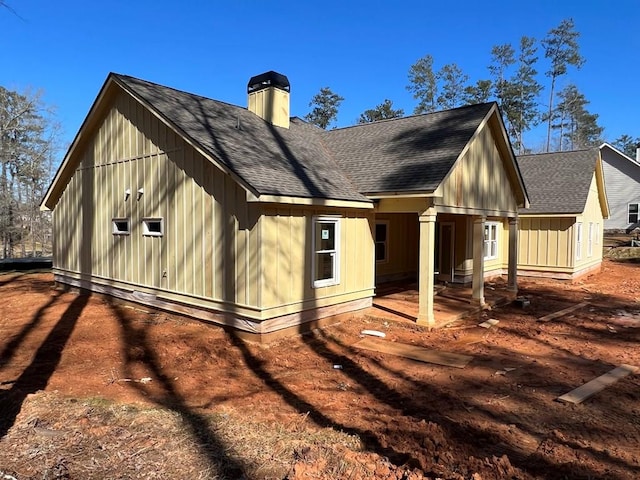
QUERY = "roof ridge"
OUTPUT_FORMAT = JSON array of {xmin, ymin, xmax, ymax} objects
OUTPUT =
[
  {"xmin": 111, "ymin": 72, "xmax": 246, "ymax": 112},
  {"xmin": 323, "ymin": 101, "xmax": 496, "ymax": 134},
  {"xmin": 518, "ymin": 147, "xmax": 597, "ymax": 158}
]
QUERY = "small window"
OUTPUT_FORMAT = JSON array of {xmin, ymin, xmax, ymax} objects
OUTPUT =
[
  {"xmin": 142, "ymin": 218, "xmax": 164, "ymax": 237},
  {"xmin": 375, "ymin": 221, "xmax": 389, "ymax": 263},
  {"xmin": 112, "ymin": 218, "xmax": 130, "ymax": 235},
  {"xmin": 628, "ymin": 204, "xmax": 639, "ymax": 224},
  {"xmin": 587, "ymin": 222, "xmax": 593, "ymax": 257},
  {"xmin": 575, "ymin": 222, "xmax": 583, "ymax": 260},
  {"xmin": 483, "ymin": 222, "xmax": 499, "ymax": 260},
  {"xmin": 312, "ymin": 216, "xmax": 340, "ymax": 288}
]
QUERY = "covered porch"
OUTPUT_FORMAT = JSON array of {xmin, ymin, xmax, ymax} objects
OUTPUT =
[
  {"xmin": 369, "ymin": 278, "xmax": 515, "ymax": 328},
  {"xmin": 374, "ymin": 202, "xmax": 520, "ymax": 329}
]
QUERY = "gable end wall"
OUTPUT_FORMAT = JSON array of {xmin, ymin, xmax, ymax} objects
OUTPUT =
[
  {"xmin": 601, "ymin": 149, "xmax": 640, "ymax": 231},
  {"xmin": 437, "ymin": 122, "xmax": 518, "ymax": 216},
  {"xmin": 53, "ymin": 90, "xmax": 261, "ymax": 314}
]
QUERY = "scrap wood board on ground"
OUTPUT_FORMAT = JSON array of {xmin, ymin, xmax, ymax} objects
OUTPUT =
[
  {"xmin": 354, "ymin": 338, "xmax": 473, "ymax": 368},
  {"xmin": 557, "ymin": 364, "xmax": 639, "ymax": 404},
  {"xmin": 538, "ymin": 302, "xmax": 589, "ymax": 323}
]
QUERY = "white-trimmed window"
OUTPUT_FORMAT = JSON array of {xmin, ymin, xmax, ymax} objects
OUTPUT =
[
  {"xmin": 629, "ymin": 204, "xmax": 639, "ymax": 224},
  {"xmin": 576, "ymin": 222, "xmax": 583, "ymax": 260},
  {"xmin": 375, "ymin": 221, "xmax": 389, "ymax": 263},
  {"xmin": 587, "ymin": 222, "xmax": 594, "ymax": 257},
  {"xmin": 483, "ymin": 222, "xmax": 499, "ymax": 260},
  {"xmin": 112, "ymin": 218, "xmax": 130, "ymax": 235},
  {"xmin": 312, "ymin": 216, "xmax": 340, "ymax": 288},
  {"xmin": 142, "ymin": 218, "xmax": 164, "ymax": 237},
  {"xmin": 595, "ymin": 223, "xmax": 600, "ymax": 245}
]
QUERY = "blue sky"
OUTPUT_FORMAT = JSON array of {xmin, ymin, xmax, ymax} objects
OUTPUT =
[{"xmin": 2, "ymin": 0, "xmax": 639, "ymax": 157}]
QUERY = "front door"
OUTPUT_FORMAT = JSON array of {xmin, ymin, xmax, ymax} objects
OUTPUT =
[{"xmin": 438, "ymin": 222, "xmax": 455, "ymax": 282}]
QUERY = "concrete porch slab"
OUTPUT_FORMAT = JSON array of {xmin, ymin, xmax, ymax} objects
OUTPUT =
[{"xmin": 366, "ymin": 281, "xmax": 513, "ymax": 328}]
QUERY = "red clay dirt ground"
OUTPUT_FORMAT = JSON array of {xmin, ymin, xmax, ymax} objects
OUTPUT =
[{"xmin": 0, "ymin": 259, "xmax": 639, "ymax": 479}]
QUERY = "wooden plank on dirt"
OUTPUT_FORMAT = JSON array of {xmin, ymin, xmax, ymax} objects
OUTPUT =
[
  {"xmin": 537, "ymin": 302, "xmax": 589, "ymax": 323},
  {"xmin": 557, "ymin": 364, "xmax": 639, "ymax": 404},
  {"xmin": 479, "ymin": 319, "xmax": 499, "ymax": 328},
  {"xmin": 354, "ymin": 338, "xmax": 473, "ymax": 369}
]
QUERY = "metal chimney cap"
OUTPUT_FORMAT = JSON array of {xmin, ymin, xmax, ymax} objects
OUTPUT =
[{"xmin": 247, "ymin": 71, "xmax": 290, "ymax": 93}]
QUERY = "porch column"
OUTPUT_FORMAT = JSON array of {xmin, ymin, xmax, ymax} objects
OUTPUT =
[
  {"xmin": 417, "ymin": 208, "xmax": 437, "ymax": 328},
  {"xmin": 472, "ymin": 216, "xmax": 486, "ymax": 305},
  {"xmin": 507, "ymin": 217, "xmax": 518, "ymax": 292}
]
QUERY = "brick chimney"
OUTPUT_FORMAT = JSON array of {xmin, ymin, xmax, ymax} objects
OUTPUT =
[{"xmin": 247, "ymin": 71, "xmax": 290, "ymax": 129}]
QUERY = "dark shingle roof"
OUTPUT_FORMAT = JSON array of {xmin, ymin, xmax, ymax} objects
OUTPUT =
[
  {"xmin": 113, "ymin": 74, "xmax": 498, "ymax": 201},
  {"xmin": 113, "ymin": 74, "xmax": 369, "ymax": 203},
  {"xmin": 321, "ymin": 103, "xmax": 495, "ymax": 194},
  {"xmin": 517, "ymin": 149, "xmax": 598, "ymax": 214}
]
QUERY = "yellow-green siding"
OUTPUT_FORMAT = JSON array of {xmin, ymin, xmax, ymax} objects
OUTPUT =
[
  {"xmin": 53, "ymin": 90, "xmax": 374, "ymax": 324},
  {"xmin": 374, "ymin": 213, "xmax": 418, "ymax": 281},
  {"xmin": 438, "ymin": 122, "xmax": 518, "ymax": 216},
  {"xmin": 518, "ymin": 173, "xmax": 604, "ymax": 278},
  {"xmin": 260, "ymin": 207, "xmax": 374, "ymax": 317}
]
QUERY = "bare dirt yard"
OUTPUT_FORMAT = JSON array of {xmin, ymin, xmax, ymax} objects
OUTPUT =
[{"xmin": 1, "ymin": 259, "xmax": 639, "ymax": 479}]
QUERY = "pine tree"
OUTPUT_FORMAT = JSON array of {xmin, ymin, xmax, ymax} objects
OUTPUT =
[
  {"xmin": 462, "ymin": 80, "xmax": 493, "ymax": 104},
  {"xmin": 407, "ymin": 54, "xmax": 438, "ymax": 114},
  {"xmin": 552, "ymin": 84, "xmax": 602, "ymax": 150},
  {"xmin": 613, "ymin": 134, "xmax": 640, "ymax": 158},
  {"xmin": 304, "ymin": 87, "xmax": 344, "ymax": 129},
  {"xmin": 436, "ymin": 63, "xmax": 469, "ymax": 110},
  {"xmin": 542, "ymin": 18, "xmax": 585, "ymax": 151},
  {"xmin": 510, "ymin": 36, "xmax": 543, "ymax": 153},
  {"xmin": 358, "ymin": 99, "xmax": 404, "ymax": 123}
]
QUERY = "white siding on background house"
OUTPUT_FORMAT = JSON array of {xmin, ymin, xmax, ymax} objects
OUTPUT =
[{"xmin": 600, "ymin": 145, "xmax": 640, "ymax": 232}]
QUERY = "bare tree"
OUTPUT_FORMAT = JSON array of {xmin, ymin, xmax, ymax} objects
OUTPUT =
[{"xmin": 0, "ymin": 86, "xmax": 60, "ymax": 258}]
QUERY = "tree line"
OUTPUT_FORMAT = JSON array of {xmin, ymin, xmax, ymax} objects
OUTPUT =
[
  {"xmin": 305, "ymin": 18, "xmax": 638, "ymax": 156},
  {"xmin": 0, "ymin": 86, "xmax": 59, "ymax": 259}
]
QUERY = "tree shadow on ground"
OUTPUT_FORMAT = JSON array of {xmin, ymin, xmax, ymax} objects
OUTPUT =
[
  {"xmin": 225, "ymin": 331, "xmax": 423, "ymax": 470},
  {"xmin": 299, "ymin": 325, "xmax": 636, "ymax": 480},
  {"xmin": 0, "ymin": 292, "xmax": 88, "ymax": 439},
  {"xmin": 106, "ymin": 301, "xmax": 248, "ymax": 479}
]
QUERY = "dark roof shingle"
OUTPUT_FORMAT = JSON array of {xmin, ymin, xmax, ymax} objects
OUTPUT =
[
  {"xmin": 322, "ymin": 103, "xmax": 494, "ymax": 194},
  {"xmin": 517, "ymin": 149, "xmax": 598, "ymax": 214},
  {"xmin": 114, "ymin": 74, "xmax": 499, "ymax": 201},
  {"xmin": 114, "ymin": 74, "xmax": 369, "ymax": 203}
]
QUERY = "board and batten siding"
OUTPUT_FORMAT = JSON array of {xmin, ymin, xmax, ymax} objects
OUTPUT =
[
  {"xmin": 437, "ymin": 121, "xmax": 519, "ymax": 216},
  {"xmin": 53, "ymin": 90, "xmax": 262, "ymax": 317},
  {"xmin": 518, "ymin": 173, "xmax": 604, "ymax": 277},
  {"xmin": 54, "ymin": 89, "xmax": 375, "ymax": 325},
  {"xmin": 600, "ymin": 148, "xmax": 640, "ymax": 231},
  {"xmin": 517, "ymin": 217, "xmax": 574, "ymax": 272},
  {"xmin": 374, "ymin": 213, "xmax": 418, "ymax": 282},
  {"xmin": 259, "ymin": 206, "xmax": 375, "ymax": 319},
  {"xmin": 574, "ymin": 174, "xmax": 604, "ymax": 271}
]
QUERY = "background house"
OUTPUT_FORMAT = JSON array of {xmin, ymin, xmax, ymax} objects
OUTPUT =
[
  {"xmin": 516, "ymin": 149, "xmax": 609, "ymax": 280},
  {"xmin": 42, "ymin": 72, "xmax": 528, "ymax": 338},
  {"xmin": 598, "ymin": 143, "xmax": 640, "ymax": 233}
]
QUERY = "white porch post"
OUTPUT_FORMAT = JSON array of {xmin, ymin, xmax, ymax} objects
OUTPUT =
[
  {"xmin": 472, "ymin": 216, "xmax": 486, "ymax": 305},
  {"xmin": 417, "ymin": 208, "xmax": 437, "ymax": 327},
  {"xmin": 507, "ymin": 217, "xmax": 518, "ymax": 292}
]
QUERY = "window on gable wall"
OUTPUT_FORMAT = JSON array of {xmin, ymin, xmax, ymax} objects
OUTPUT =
[
  {"xmin": 142, "ymin": 218, "xmax": 164, "ymax": 237},
  {"xmin": 112, "ymin": 218, "xmax": 130, "ymax": 235},
  {"xmin": 576, "ymin": 222, "xmax": 583, "ymax": 260},
  {"xmin": 483, "ymin": 222, "xmax": 499, "ymax": 260},
  {"xmin": 588, "ymin": 222, "xmax": 593, "ymax": 257},
  {"xmin": 375, "ymin": 221, "xmax": 388, "ymax": 263},
  {"xmin": 629, "ymin": 204, "xmax": 639, "ymax": 224},
  {"xmin": 312, "ymin": 216, "xmax": 340, "ymax": 288}
]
